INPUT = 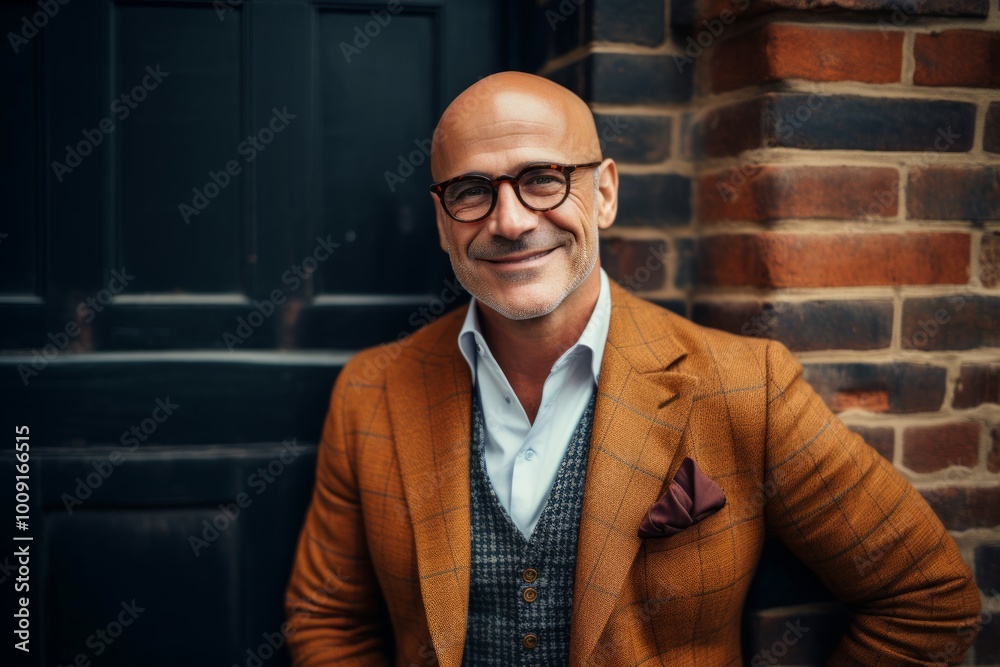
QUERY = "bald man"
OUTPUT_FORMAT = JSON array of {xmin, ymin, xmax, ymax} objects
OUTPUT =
[{"xmin": 284, "ymin": 72, "xmax": 981, "ymax": 666}]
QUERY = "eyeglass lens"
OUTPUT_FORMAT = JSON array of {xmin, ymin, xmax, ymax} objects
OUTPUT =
[{"xmin": 443, "ymin": 168, "xmax": 568, "ymax": 221}]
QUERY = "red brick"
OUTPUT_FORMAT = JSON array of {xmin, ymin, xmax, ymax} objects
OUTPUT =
[
  {"xmin": 802, "ymin": 363, "xmax": 947, "ymax": 414},
  {"xmin": 914, "ymin": 30, "xmax": 1000, "ymax": 88},
  {"xmin": 953, "ymin": 364, "xmax": 1000, "ymax": 409},
  {"xmin": 695, "ymin": 96, "xmax": 767, "ymax": 159},
  {"xmin": 710, "ymin": 24, "xmax": 903, "ymax": 93},
  {"xmin": 691, "ymin": 300, "xmax": 893, "ymax": 351},
  {"xmin": 901, "ymin": 296, "xmax": 1000, "ymax": 350},
  {"xmin": 982, "ymin": 231, "xmax": 1000, "ymax": 287},
  {"xmin": 850, "ymin": 425, "xmax": 895, "ymax": 462},
  {"xmin": 600, "ymin": 238, "xmax": 667, "ymax": 292},
  {"xmin": 688, "ymin": 0, "xmax": 989, "ymax": 22},
  {"xmin": 920, "ymin": 486, "xmax": 1000, "ymax": 530},
  {"xmin": 903, "ymin": 422, "xmax": 980, "ymax": 473},
  {"xmin": 831, "ymin": 390, "xmax": 890, "ymax": 413},
  {"xmin": 986, "ymin": 102, "xmax": 1000, "ymax": 154},
  {"xmin": 697, "ymin": 233, "xmax": 970, "ymax": 288},
  {"xmin": 700, "ymin": 166, "xmax": 898, "ymax": 222},
  {"xmin": 908, "ymin": 166, "xmax": 1000, "ymax": 221}
]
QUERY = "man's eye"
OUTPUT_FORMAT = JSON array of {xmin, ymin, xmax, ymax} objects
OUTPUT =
[
  {"xmin": 454, "ymin": 185, "xmax": 490, "ymax": 200},
  {"xmin": 521, "ymin": 172, "xmax": 566, "ymax": 193}
]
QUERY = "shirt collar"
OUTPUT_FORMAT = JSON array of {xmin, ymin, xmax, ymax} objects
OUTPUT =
[{"xmin": 458, "ymin": 267, "xmax": 612, "ymax": 384}]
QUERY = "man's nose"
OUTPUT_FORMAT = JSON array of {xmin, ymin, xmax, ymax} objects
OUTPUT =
[{"xmin": 487, "ymin": 181, "xmax": 539, "ymax": 240}]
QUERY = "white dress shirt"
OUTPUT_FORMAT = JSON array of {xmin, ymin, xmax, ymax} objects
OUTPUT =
[{"xmin": 458, "ymin": 268, "xmax": 612, "ymax": 540}]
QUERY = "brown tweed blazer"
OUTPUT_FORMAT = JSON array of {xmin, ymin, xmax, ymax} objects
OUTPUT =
[{"xmin": 285, "ymin": 280, "xmax": 981, "ymax": 666}]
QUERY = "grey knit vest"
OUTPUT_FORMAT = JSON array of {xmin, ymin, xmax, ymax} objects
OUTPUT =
[{"xmin": 462, "ymin": 388, "xmax": 596, "ymax": 667}]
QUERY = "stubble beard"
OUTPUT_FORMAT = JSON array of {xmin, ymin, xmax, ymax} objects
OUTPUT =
[{"xmin": 449, "ymin": 189, "xmax": 601, "ymax": 321}]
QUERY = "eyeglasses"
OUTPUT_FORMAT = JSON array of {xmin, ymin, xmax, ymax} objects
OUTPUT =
[{"xmin": 429, "ymin": 162, "xmax": 602, "ymax": 223}]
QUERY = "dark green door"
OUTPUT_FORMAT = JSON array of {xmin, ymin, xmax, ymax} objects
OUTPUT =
[{"xmin": 0, "ymin": 1, "xmax": 512, "ymax": 664}]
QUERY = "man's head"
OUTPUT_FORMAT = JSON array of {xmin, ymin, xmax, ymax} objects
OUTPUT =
[{"xmin": 429, "ymin": 71, "xmax": 618, "ymax": 321}]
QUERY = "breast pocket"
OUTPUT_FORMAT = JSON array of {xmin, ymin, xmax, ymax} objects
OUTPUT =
[{"xmin": 639, "ymin": 504, "xmax": 746, "ymax": 606}]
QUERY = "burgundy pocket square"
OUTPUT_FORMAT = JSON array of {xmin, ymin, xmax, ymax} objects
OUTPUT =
[{"xmin": 638, "ymin": 457, "xmax": 726, "ymax": 538}]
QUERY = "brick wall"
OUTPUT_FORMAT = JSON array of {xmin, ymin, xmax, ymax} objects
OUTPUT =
[{"xmin": 537, "ymin": 0, "xmax": 999, "ymax": 662}]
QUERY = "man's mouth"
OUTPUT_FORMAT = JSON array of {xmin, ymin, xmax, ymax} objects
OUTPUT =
[{"xmin": 483, "ymin": 248, "xmax": 556, "ymax": 264}]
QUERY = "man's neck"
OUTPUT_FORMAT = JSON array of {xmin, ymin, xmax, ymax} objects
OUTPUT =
[{"xmin": 476, "ymin": 268, "xmax": 601, "ymax": 423}]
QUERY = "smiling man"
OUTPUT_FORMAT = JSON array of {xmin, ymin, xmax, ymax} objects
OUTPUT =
[{"xmin": 284, "ymin": 72, "xmax": 981, "ymax": 666}]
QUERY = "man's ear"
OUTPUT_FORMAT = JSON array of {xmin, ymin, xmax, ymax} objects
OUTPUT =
[
  {"xmin": 431, "ymin": 193, "xmax": 450, "ymax": 252},
  {"xmin": 596, "ymin": 158, "xmax": 618, "ymax": 230}
]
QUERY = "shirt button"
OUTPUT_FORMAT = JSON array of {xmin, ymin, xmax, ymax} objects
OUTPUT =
[
  {"xmin": 523, "ymin": 587, "xmax": 538, "ymax": 603},
  {"xmin": 504, "ymin": 395, "xmax": 511, "ymax": 405},
  {"xmin": 522, "ymin": 633, "xmax": 538, "ymax": 649},
  {"xmin": 522, "ymin": 567, "xmax": 538, "ymax": 583},
  {"xmin": 476, "ymin": 343, "xmax": 484, "ymax": 355},
  {"xmin": 523, "ymin": 449, "xmax": 535, "ymax": 461}
]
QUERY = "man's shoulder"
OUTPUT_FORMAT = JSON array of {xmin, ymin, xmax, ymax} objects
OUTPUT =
[{"xmin": 609, "ymin": 282, "xmax": 781, "ymax": 374}]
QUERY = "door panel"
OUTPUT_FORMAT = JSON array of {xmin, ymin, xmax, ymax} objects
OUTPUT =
[
  {"xmin": 116, "ymin": 4, "xmax": 246, "ymax": 294},
  {"xmin": 0, "ymin": 1, "xmax": 510, "ymax": 664},
  {"xmin": 0, "ymin": 4, "xmax": 40, "ymax": 297},
  {"xmin": 318, "ymin": 7, "xmax": 443, "ymax": 295}
]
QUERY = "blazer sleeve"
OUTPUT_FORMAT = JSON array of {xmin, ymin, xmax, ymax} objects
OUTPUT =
[
  {"xmin": 762, "ymin": 340, "xmax": 982, "ymax": 665},
  {"xmin": 284, "ymin": 359, "xmax": 393, "ymax": 667}
]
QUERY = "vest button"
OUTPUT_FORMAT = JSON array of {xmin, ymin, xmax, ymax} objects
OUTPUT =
[
  {"xmin": 523, "ymin": 587, "xmax": 538, "ymax": 602},
  {"xmin": 522, "ymin": 633, "xmax": 538, "ymax": 649},
  {"xmin": 522, "ymin": 567, "xmax": 538, "ymax": 583}
]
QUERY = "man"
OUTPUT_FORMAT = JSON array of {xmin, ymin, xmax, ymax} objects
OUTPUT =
[{"xmin": 284, "ymin": 72, "xmax": 981, "ymax": 666}]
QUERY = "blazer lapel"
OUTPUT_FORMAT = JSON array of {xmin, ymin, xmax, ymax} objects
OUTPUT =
[
  {"xmin": 385, "ymin": 311, "xmax": 473, "ymax": 667},
  {"xmin": 570, "ymin": 283, "xmax": 698, "ymax": 665}
]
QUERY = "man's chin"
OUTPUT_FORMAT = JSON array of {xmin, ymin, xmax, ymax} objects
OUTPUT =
[{"xmin": 475, "ymin": 286, "xmax": 566, "ymax": 321}]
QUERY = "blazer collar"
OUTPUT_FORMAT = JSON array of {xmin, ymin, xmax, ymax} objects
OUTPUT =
[{"xmin": 385, "ymin": 280, "xmax": 697, "ymax": 667}]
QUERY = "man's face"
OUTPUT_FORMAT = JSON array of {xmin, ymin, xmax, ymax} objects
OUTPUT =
[{"xmin": 431, "ymin": 89, "xmax": 617, "ymax": 321}]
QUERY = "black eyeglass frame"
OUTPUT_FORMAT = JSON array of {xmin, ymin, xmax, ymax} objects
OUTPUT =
[{"xmin": 428, "ymin": 161, "xmax": 603, "ymax": 223}]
